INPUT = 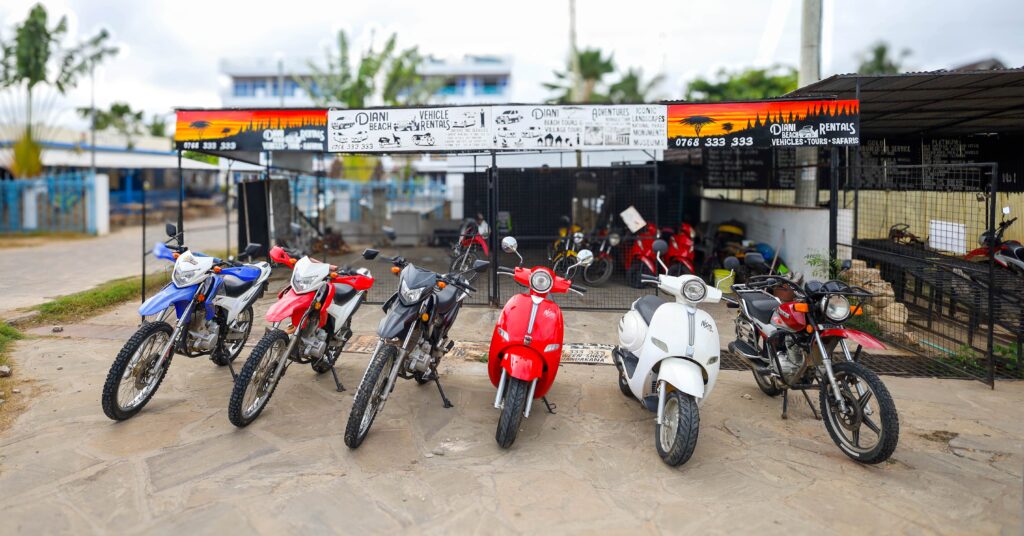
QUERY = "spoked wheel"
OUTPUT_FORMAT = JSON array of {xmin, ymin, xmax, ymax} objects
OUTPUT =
[
  {"xmin": 227, "ymin": 329, "xmax": 290, "ymax": 427},
  {"xmin": 819, "ymin": 361, "xmax": 899, "ymax": 464},
  {"xmin": 655, "ymin": 390, "xmax": 700, "ymax": 466},
  {"xmin": 583, "ymin": 256, "xmax": 614, "ymax": 286},
  {"xmin": 101, "ymin": 321, "xmax": 174, "ymax": 421},
  {"xmin": 552, "ymin": 255, "xmax": 572, "ymax": 278},
  {"xmin": 345, "ymin": 344, "xmax": 399, "ymax": 448},
  {"xmin": 449, "ymin": 250, "xmax": 480, "ymax": 281},
  {"xmin": 213, "ymin": 306, "xmax": 253, "ymax": 366},
  {"xmin": 495, "ymin": 377, "xmax": 530, "ymax": 448}
]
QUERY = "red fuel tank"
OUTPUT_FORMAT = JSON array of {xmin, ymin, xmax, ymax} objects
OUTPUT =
[{"xmin": 771, "ymin": 302, "xmax": 808, "ymax": 332}]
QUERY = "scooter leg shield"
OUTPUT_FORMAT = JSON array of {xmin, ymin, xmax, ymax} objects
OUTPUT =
[
  {"xmin": 501, "ymin": 347, "xmax": 544, "ymax": 382},
  {"xmin": 658, "ymin": 358, "xmax": 705, "ymax": 400}
]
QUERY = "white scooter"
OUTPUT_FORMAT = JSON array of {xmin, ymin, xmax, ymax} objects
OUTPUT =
[{"xmin": 613, "ymin": 239, "xmax": 725, "ymax": 466}]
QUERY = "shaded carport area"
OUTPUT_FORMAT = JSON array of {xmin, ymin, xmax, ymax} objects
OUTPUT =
[{"xmin": 789, "ymin": 69, "xmax": 1024, "ymax": 384}]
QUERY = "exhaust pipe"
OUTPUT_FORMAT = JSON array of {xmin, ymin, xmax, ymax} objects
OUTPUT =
[{"xmin": 728, "ymin": 341, "xmax": 772, "ymax": 375}]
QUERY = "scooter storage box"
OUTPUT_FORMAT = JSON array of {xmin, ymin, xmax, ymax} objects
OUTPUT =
[{"xmin": 618, "ymin": 309, "xmax": 647, "ymax": 354}]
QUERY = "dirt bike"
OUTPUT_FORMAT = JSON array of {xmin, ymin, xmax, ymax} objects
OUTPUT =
[
  {"xmin": 449, "ymin": 217, "xmax": 490, "ymax": 281},
  {"xmin": 964, "ymin": 206, "xmax": 1023, "ymax": 275},
  {"xmin": 582, "ymin": 216, "xmax": 621, "ymax": 286}
]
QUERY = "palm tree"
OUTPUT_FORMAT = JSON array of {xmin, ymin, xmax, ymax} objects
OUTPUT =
[
  {"xmin": 680, "ymin": 115, "xmax": 716, "ymax": 138},
  {"xmin": 608, "ymin": 67, "xmax": 665, "ymax": 104},
  {"xmin": 543, "ymin": 47, "xmax": 615, "ymax": 103}
]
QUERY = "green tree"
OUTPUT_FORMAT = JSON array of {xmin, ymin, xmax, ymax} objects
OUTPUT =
[
  {"xmin": 76, "ymin": 102, "xmax": 144, "ymax": 149},
  {"xmin": 147, "ymin": 114, "xmax": 168, "ymax": 138},
  {"xmin": 0, "ymin": 3, "xmax": 116, "ymax": 176},
  {"xmin": 684, "ymin": 65, "xmax": 797, "ymax": 102},
  {"xmin": 857, "ymin": 41, "xmax": 911, "ymax": 75},
  {"xmin": 543, "ymin": 47, "xmax": 616, "ymax": 103},
  {"xmin": 607, "ymin": 67, "xmax": 664, "ymax": 104},
  {"xmin": 299, "ymin": 30, "xmax": 434, "ymax": 108}
]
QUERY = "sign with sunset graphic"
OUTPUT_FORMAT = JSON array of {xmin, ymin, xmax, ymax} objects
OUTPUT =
[
  {"xmin": 174, "ymin": 109, "xmax": 327, "ymax": 152},
  {"xmin": 667, "ymin": 99, "xmax": 859, "ymax": 149}
]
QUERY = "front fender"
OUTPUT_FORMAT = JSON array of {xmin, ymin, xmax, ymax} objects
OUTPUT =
[
  {"xmin": 139, "ymin": 283, "xmax": 197, "ymax": 317},
  {"xmin": 658, "ymin": 358, "xmax": 705, "ymax": 400},
  {"xmin": 501, "ymin": 346, "xmax": 544, "ymax": 382},
  {"xmin": 266, "ymin": 289, "xmax": 315, "ymax": 326},
  {"xmin": 377, "ymin": 301, "xmax": 420, "ymax": 340},
  {"xmin": 820, "ymin": 328, "xmax": 887, "ymax": 350}
]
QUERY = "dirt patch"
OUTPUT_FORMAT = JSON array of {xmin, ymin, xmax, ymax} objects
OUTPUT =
[
  {"xmin": 919, "ymin": 430, "xmax": 959, "ymax": 443},
  {"xmin": 0, "ymin": 364, "xmax": 41, "ymax": 436}
]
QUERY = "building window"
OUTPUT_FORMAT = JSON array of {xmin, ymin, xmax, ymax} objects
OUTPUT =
[
  {"xmin": 233, "ymin": 80, "xmax": 254, "ymax": 97},
  {"xmin": 475, "ymin": 76, "xmax": 508, "ymax": 96}
]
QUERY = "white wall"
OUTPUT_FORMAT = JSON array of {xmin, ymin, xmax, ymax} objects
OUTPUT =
[
  {"xmin": 701, "ymin": 198, "xmax": 851, "ymax": 278},
  {"xmin": 91, "ymin": 173, "xmax": 110, "ymax": 236}
]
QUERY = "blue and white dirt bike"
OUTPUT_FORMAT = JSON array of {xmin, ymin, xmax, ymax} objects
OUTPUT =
[{"xmin": 101, "ymin": 223, "xmax": 271, "ymax": 421}]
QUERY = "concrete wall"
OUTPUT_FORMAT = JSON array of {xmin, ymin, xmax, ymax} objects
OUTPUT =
[{"xmin": 700, "ymin": 198, "xmax": 851, "ymax": 278}]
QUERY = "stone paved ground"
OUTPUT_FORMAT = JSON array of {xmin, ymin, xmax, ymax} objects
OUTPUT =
[{"xmin": 1, "ymin": 297, "xmax": 1022, "ymax": 534}]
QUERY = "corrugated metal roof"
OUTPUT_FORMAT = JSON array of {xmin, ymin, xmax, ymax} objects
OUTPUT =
[{"xmin": 785, "ymin": 69, "xmax": 1024, "ymax": 136}]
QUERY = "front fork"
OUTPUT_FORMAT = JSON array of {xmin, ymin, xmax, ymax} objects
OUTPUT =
[
  {"xmin": 492, "ymin": 368, "xmax": 540, "ymax": 418},
  {"xmin": 814, "ymin": 331, "xmax": 850, "ymax": 414},
  {"xmin": 379, "ymin": 322, "xmax": 420, "ymax": 403},
  {"xmin": 152, "ymin": 299, "xmax": 196, "ymax": 373}
]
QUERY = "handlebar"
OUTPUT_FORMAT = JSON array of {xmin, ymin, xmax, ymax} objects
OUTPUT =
[
  {"xmin": 442, "ymin": 274, "xmax": 476, "ymax": 293},
  {"xmin": 570, "ymin": 283, "xmax": 588, "ymax": 294}
]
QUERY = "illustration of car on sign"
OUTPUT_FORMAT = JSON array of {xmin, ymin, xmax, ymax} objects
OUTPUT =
[
  {"xmin": 378, "ymin": 135, "xmax": 401, "ymax": 148},
  {"xmin": 452, "ymin": 111, "xmax": 478, "ymax": 128},
  {"xmin": 332, "ymin": 130, "xmax": 368, "ymax": 144},
  {"xmin": 796, "ymin": 125, "xmax": 819, "ymax": 138},
  {"xmin": 496, "ymin": 126, "xmax": 516, "ymax": 139},
  {"xmin": 331, "ymin": 118, "xmax": 355, "ymax": 130},
  {"xmin": 394, "ymin": 119, "xmax": 419, "ymax": 131},
  {"xmin": 495, "ymin": 110, "xmax": 522, "ymax": 124},
  {"xmin": 519, "ymin": 126, "xmax": 544, "ymax": 139},
  {"xmin": 412, "ymin": 133, "xmax": 435, "ymax": 146}
]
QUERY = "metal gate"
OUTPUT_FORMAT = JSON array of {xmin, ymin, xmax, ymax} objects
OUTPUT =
[{"xmin": 837, "ymin": 163, "xmax": 1023, "ymax": 385}]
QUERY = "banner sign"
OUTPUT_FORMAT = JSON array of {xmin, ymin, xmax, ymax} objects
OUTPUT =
[
  {"xmin": 327, "ymin": 104, "xmax": 666, "ymax": 153},
  {"xmin": 666, "ymin": 99, "xmax": 859, "ymax": 149},
  {"xmin": 175, "ymin": 109, "xmax": 327, "ymax": 152}
]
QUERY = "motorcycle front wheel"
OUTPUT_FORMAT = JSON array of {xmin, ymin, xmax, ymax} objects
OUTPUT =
[
  {"xmin": 345, "ymin": 344, "xmax": 399, "ymax": 448},
  {"xmin": 101, "ymin": 321, "xmax": 174, "ymax": 421},
  {"xmin": 583, "ymin": 256, "xmax": 614, "ymax": 286},
  {"xmin": 495, "ymin": 377, "xmax": 530, "ymax": 448},
  {"xmin": 449, "ymin": 250, "xmax": 479, "ymax": 281},
  {"xmin": 655, "ymin": 391, "xmax": 700, "ymax": 466},
  {"xmin": 819, "ymin": 361, "xmax": 899, "ymax": 464},
  {"xmin": 227, "ymin": 329, "xmax": 290, "ymax": 427}
]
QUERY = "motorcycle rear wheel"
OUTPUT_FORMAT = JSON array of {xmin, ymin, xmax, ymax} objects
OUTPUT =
[
  {"xmin": 819, "ymin": 361, "xmax": 899, "ymax": 464},
  {"xmin": 495, "ymin": 377, "xmax": 530, "ymax": 448},
  {"xmin": 752, "ymin": 368, "xmax": 783, "ymax": 397},
  {"xmin": 655, "ymin": 391, "xmax": 700, "ymax": 466},
  {"xmin": 583, "ymin": 256, "xmax": 614, "ymax": 286},
  {"xmin": 345, "ymin": 344, "xmax": 399, "ymax": 448},
  {"xmin": 213, "ymin": 306, "xmax": 253, "ymax": 366}
]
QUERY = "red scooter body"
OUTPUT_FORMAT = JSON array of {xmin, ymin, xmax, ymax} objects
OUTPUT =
[
  {"xmin": 488, "ymin": 266, "xmax": 569, "ymax": 400},
  {"xmin": 624, "ymin": 223, "xmax": 660, "ymax": 274},
  {"xmin": 625, "ymin": 223, "xmax": 697, "ymax": 274}
]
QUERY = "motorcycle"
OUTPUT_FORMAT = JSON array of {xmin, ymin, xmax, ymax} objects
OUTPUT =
[
  {"xmin": 101, "ymin": 223, "xmax": 269, "ymax": 421},
  {"xmin": 449, "ymin": 216, "xmax": 490, "ymax": 280},
  {"xmin": 582, "ymin": 216, "xmax": 621, "ymax": 287},
  {"xmin": 227, "ymin": 246, "xmax": 375, "ymax": 427},
  {"xmin": 489, "ymin": 237, "xmax": 593, "ymax": 448},
  {"xmin": 965, "ymin": 206, "xmax": 1023, "ymax": 275},
  {"xmin": 624, "ymin": 223, "xmax": 695, "ymax": 288},
  {"xmin": 343, "ymin": 245, "xmax": 489, "ymax": 448},
  {"xmin": 613, "ymin": 239, "xmax": 723, "ymax": 466},
  {"xmin": 725, "ymin": 255, "xmax": 900, "ymax": 464},
  {"xmin": 549, "ymin": 215, "xmax": 585, "ymax": 277}
]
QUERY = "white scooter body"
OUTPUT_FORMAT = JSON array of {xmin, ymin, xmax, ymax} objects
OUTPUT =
[
  {"xmin": 617, "ymin": 274, "xmax": 722, "ymax": 415},
  {"xmin": 210, "ymin": 261, "xmax": 273, "ymax": 324}
]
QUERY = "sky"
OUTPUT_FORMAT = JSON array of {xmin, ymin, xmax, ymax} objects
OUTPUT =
[{"xmin": 1, "ymin": 0, "xmax": 1022, "ymax": 130}]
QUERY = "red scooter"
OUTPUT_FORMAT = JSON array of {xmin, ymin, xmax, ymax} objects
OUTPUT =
[
  {"xmin": 625, "ymin": 223, "xmax": 697, "ymax": 288},
  {"xmin": 488, "ymin": 236, "xmax": 593, "ymax": 448}
]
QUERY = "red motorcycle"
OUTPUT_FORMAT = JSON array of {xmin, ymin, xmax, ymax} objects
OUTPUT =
[
  {"xmin": 964, "ymin": 206, "xmax": 1023, "ymax": 275},
  {"xmin": 625, "ymin": 223, "xmax": 697, "ymax": 288},
  {"xmin": 449, "ymin": 215, "xmax": 490, "ymax": 278},
  {"xmin": 227, "ymin": 246, "xmax": 374, "ymax": 427},
  {"xmin": 488, "ymin": 236, "xmax": 592, "ymax": 448}
]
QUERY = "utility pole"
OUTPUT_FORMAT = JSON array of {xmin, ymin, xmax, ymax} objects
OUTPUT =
[
  {"xmin": 277, "ymin": 56, "xmax": 285, "ymax": 107},
  {"xmin": 90, "ymin": 61, "xmax": 97, "ymax": 179},
  {"xmin": 795, "ymin": 0, "xmax": 822, "ymax": 207},
  {"xmin": 570, "ymin": 0, "xmax": 583, "ymax": 167}
]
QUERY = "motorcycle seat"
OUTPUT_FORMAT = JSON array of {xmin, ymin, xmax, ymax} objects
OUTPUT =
[
  {"xmin": 435, "ymin": 284, "xmax": 458, "ymax": 314},
  {"xmin": 737, "ymin": 291, "xmax": 779, "ymax": 324},
  {"xmin": 223, "ymin": 275, "xmax": 255, "ymax": 297},
  {"xmin": 333, "ymin": 283, "xmax": 357, "ymax": 302},
  {"xmin": 634, "ymin": 295, "xmax": 667, "ymax": 326}
]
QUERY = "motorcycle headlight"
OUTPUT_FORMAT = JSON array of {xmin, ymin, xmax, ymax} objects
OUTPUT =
[
  {"xmin": 400, "ymin": 279, "xmax": 427, "ymax": 303},
  {"xmin": 822, "ymin": 295, "xmax": 852, "ymax": 322},
  {"xmin": 172, "ymin": 265, "xmax": 206, "ymax": 288},
  {"xmin": 530, "ymin": 270, "xmax": 553, "ymax": 294},
  {"xmin": 573, "ymin": 232, "xmax": 584, "ymax": 245},
  {"xmin": 291, "ymin": 271, "xmax": 322, "ymax": 294},
  {"xmin": 608, "ymin": 233, "xmax": 621, "ymax": 246},
  {"xmin": 681, "ymin": 280, "xmax": 707, "ymax": 302}
]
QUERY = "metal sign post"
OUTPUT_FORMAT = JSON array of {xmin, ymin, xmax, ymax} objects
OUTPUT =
[{"xmin": 177, "ymin": 150, "xmax": 184, "ymax": 244}]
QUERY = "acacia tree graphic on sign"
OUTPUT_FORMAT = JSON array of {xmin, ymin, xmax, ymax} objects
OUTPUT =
[
  {"xmin": 680, "ymin": 115, "xmax": 715, "ymax": 137},
  {"xmin": 189, "ymin": 120, "xmax": 211, "ymax": 140}
]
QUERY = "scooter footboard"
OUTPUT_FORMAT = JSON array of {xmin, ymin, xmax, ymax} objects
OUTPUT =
[{"xmin": 658, "ymin": 358, "xmax": 705, "ymax": 400}]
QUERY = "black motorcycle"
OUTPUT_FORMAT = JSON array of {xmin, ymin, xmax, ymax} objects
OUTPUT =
[{"xmin": 343, "ymin": 248, "xmax": 489, "ymax": 448}]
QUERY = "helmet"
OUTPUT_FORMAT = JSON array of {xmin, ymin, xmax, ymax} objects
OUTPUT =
[{"xmin": 618, "ymin": 309, "xmax": 648, "ymax": 354}]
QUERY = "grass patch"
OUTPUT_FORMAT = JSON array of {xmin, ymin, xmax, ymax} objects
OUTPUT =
[
  {"xmin": 31, "ymin": 272, "xmax": 171, "ymax": 325},
  {"xmin": 0, "ymin": 323, "xmax": 25, "ymax": 368}
]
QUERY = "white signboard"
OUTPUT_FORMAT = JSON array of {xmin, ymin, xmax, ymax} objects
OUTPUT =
[
  {"xmin": 928, "ymin": 219, "xmax": 967, "ymax": 254},
  {"xmin": 620, "ymin": 206, "xmax": 647, "ymax": 233},
  {"xmin": 327, "ymin": 104, "xmax": 666, "ymax": 153},
  {"xmin": 328, "ymin": 107, "xmax": 491, "ymax": 152}
]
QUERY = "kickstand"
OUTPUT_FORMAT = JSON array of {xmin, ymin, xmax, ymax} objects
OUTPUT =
[
  {"xmin": 781, "ymin": 389, "xmax": 789, "ymax": 420},
  {"xmin": 227, "ymin": 359, "xmax": 237, "ymax": 380},
  {"xmin": 433, "ymin": 375, "xmax": 453, "ymax": 408},
  {"xmin": 542, "ymin": 397, "xmax": 557, "ymax": 415},
  {"xmin": 329, "ymin": 364, "xmax": 346, "ymax": 392},
  {"xmin": 801, "ymin": 389, "xmax": 820, "ymax": 420}
]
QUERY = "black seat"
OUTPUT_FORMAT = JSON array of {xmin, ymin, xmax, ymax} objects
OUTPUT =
[
  {"xmin": 222, "ymin": 275, "xmax": 255, "ymax": 297},
  {"xmin": 333, "ymin": 283, "xmax": 357, "ymax": 302},
  {"xmin": 737, "ymin": 291, "xmax": 779, "ymax": 324},
  {"xmin": 435, "ymin": 284, "xmax": 458, "ymax": 314},
  {"xmin": 634, "ymin": 295, "xmax": 666, "ymax": 326}
]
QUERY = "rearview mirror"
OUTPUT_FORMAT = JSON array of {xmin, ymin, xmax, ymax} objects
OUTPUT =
[
  {"xmin": 575, "ymin": 249, "xmax": 594, "ymax": 267},
  {"xmin": 744, "ymin": 252, "xmax": 765, "ymax": 266},
  {"xmin": 472, "ymin": 259, "xmax": 490, "ymax": 273},
  {"xmin": 362, "ymin": 248, "xmax": 380, "ymax": 260},
  {"xmin": 382, "ymin": 226, "xmax": 397, "ymax": 241},
  {"xmin": 241, "ymin": 242, "xmax": 261, "ymax": 258},
  {"xmin": 501, "ymin": 236, "xmax": 518, "ymax": 253},
  {"xmin": 652, "ymin": 239, "xmax": 669, "ymax": 254},
  {"xmin": 165, "ymin": 223, "xmax": 177, "ymax": 238},
  {"xmin": 723, "ymin": 256, "xmax": 740, "ymax": 270}
]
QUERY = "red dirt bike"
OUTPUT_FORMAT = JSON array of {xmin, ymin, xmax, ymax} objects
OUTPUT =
[
  {"xmin": 724, "ymin": 256, "xmax": 900, "ymax": 464},
  {"xmin": 449, "ymin": 217, "xmax": 490, "ymax": 279},
  {"xmin": 488, "ymin": 236, "xmax": 592, "ymax": 448},
  {"xmin": 625, "ymin": 223, "xmax": 697, "ymax": 288},
  {"xmin": 964, "ymin": 206, "xmax": 1024, "ymax": 275},
  {"xmin": 227, "ymin": 246, "xmax": 374, "ymax": 427}
]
